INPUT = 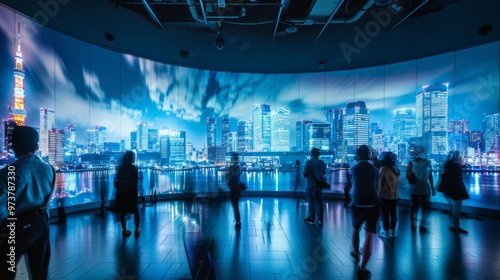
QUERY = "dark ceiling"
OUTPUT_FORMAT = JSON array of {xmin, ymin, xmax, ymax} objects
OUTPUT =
[{"xmin": 1, "ymin": 0, "xmax": 499, "ymax": 73}]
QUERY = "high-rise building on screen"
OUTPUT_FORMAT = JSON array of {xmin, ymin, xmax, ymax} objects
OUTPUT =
[
  {"xmin": 48, "ymin": 129, "xmax": 65, "ymax": 165},
  {"xmin": 393, "ymin": 108, "xmax": 416, "ymax": 142},
  {"xmin": 237, "ymin": 120, "xmax": 252, "ymax": 152},
  {"xmin": 343, "ymin": 101, "xmax": 370, "ymax": 159},
  {"xmin": 221, "ymin": 117, "xmax": 230, "ymax": 151},
  {"xmin": 295, "ymin": 120, "xmax": 312, "ymax": 151},
  {"xmin": 416, "ymin": 84, "xmax": 448, "ymax": 160},
  {"xmin": 206, "ymin": 117, "xmax": 216, "ymax": 148},
  {"xmin": 271, "ymin": 107, "xmax": 290, "ymax": 152},
  {"xmin": 306, "ymin": 122, "xmax": 331, "ymax": 151},
  {"xmin": 253, "ymin": 104, "xmax": 271, "ymax": 152},
  {"xmin": 483, "ymin": 113, "xmax": 500, "ymax": 154},
  {"xmin": 137, "ymin": 122, "xmax": 149, "ymax": 151},
  {"xmin": 40, "ymin": 108, "xmax": 56, "ymax": 157}
]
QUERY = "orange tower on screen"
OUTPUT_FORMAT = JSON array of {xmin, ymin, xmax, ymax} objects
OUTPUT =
[{"xmin": 11, "ymin": 21, "xmax": 27, "ymax": 126}]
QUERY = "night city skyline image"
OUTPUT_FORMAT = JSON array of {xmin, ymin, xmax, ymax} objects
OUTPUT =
[{"xmin": 1, "ymin": 5, "xmax": 499, "ymax": 169}]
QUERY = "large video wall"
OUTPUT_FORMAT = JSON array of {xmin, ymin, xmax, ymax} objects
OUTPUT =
[
  {"xmin": 1, "ymin": 5, "xmax": 499, "ymax": 210},
  {"xmin": 1, "ymin": 6, "xmax": 498, "ymax": 156}
]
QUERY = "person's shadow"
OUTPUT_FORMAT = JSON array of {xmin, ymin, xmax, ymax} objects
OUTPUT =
[
  {"xmin": 115, "ymin": 238, "xmax": 141, "ymax": 279},
  {"xmin": 444, "ymin": 233, "xmax": 466, "ymax": 279}
]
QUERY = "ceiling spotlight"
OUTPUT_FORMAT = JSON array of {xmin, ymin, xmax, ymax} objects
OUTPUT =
[
  {"xmin": 180, "ymin": 50, "xmax": 189, "ymax": 59},
  {"xmin": 215, "ymin": 23, "xmax": 224, "ymax": 50},
  {"xmin": 104, "ymin": 33, "xmax": 115, "ymax": 42}
]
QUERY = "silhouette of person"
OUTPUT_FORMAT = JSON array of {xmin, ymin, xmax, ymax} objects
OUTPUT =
[
  {"xmin": 406, "ymin": 147, "xmax": 435, "ymax": 232},
  {"xmin": 0, "ymin": 126, "xmax": 55, "ymax": 280},
  {"xmin": 348, "ymin": 145, "xmax": 382, "ymax": 279},
  {"xmin": 378, "ymin": 152, "xmax": 400, "ymax": 238},
  {"xmin": 226, "ymin": 152, "xmax": 243, "ymax": 229},
  {"xmin": 441, "ymin": 151, "xmax": 470, "ymax": 233},
  {"xmin": 303, "ymin": 148, "xmax": 326, "ymax": 225},
  {"xmin": 293, "ymin": 159, "xmax": 301, "ymax": 196},
  {"xmin": 114, "ymin": 150, "xmax": 140, "ymax": 237}
]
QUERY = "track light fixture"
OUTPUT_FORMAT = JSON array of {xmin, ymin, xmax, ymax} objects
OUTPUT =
[{"xmin": 215, "ymin": 22, "xmax": 224, "ymax": 50}]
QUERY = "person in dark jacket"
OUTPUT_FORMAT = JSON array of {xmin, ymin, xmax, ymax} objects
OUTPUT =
[
  {"xmin": 348, "ymin": 145, "xmax": 382, "ymax": 279},
  {"xmin": 226, "ymin": 152, "xmax": 243, "ymax": 229},
  {"xmin": 441, "ymin": 151, "xmax": 470, "ymax": 233},
  {"xmin": 303, "ymin": 148, "xmax": 326, "ymax": 225},
  {"xmin": 115, "ymin": 150, "xmax": 140, "ymax": 237}
]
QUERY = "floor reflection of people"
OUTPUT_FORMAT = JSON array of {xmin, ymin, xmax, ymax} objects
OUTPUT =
[
  {"xmin": 115, "ymin": 238, "xmax": 140, "ymax": 279},
  {"xmin": 97, "ymin": 172, "xmax": 109, "ymax": 215},
  {"xmin": 184, "ymin": 236, "xmax": 216, "ymax": 279},
  {"xmin": 444, "ymin": 234, "xmax": 466, "ymax": 278},
  {"xmin": 149, "ymin": 168, "xmax": 158, "ymax": 205}
]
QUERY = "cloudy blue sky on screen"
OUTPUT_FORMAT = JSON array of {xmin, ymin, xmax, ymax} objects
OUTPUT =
[{"xmin": 0, "ymin": 5, "xmax": 498, "ymax": 149}]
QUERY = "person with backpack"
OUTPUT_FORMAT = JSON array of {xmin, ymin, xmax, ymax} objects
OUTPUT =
[{"xmin": 406, "ymin": 147, "xmax": 435, "ymax": 233}]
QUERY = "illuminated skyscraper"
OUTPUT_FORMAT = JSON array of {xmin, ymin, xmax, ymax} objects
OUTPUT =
[
  {"xmin": 237, "ymin": 120, "xmax": 252, "ymax": 152},
  {"xmin": 2, "ymin": 119, "xmax": 16, "ymax": 153},
  {"xmin": 295, "ymin": 120, "xmax": 312, "ymax": 151},
  {"xmin": 270, "ymin": 107, "xmax": 290, "ymax": 152},
  {"xmin": 468, "ymin": 130, "xmax": 483, "ymax": 151},
  {"xmin": 40, "ymin": 108, "xmax": 56, "ymax": 158},
  {"xmin": 483, "ymin": 113, "xmax": 500, "ymax": 154},
  {"xmin": 11, "ymin": 22, "xmax": 27, "ymax": 126},
  {"xmin": 326, "ymin": 108, "xmax": 344, "ymax": 154},
  {"xmin": 64, "ymin": 124, "xmax": 77, "ymax": 156},
  {"xmin": 48, "ymin": 129, "xmax": 65, "ymax": 165},
  {"xmin": 148, "ymin": 128, "xmax": 159, "ymax": 152},
  {"xmin": 253, "ymin": 104, "xmax": 271, "ymax": 152},
  {"xmin": 221, "ymin": 117, "xmax": 230, "ymax": 151},
  {"xmin": 343, "ymin": 101, "xmax": 370, "ymax": 159},
  {"xmin": 130, "ymin": 131, "xmax": 137, "ymax": 150},
  {"xmin": 393, "ymin": 108, "xmax": 417, "ymax": 142},
  {"xmin": 449, "ymin": 119, "xmax": 469, "ymax": 134},
  {"xmin": 207, "ymin": 117, "xmax": 216, "ymax": 147},
  {"xmin": 306, "ymin": 123, "xmax": 331, "ymax": 151},
  {"xmin": 137, "ymin": 122, "xmax": 149, "ymax": 151},
  {"xmin": 95, "ymin": 125, "xmax": 107, "ymax": 152},
  {"xmin": 227, "ymin": 132, "xmax": 237, "ymax": 152},
  {"xmin": 416, "ymin": 84, "xmax": 448, "ymax": 160},
  {"xmin": 159, "ymin": 128, "xmax": 186, "ymax": 165}
]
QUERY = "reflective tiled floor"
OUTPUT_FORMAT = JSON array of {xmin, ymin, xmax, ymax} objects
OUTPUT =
[{"xmin": 14, "ymin": 195, "xmax": 500, "ymax": 280}]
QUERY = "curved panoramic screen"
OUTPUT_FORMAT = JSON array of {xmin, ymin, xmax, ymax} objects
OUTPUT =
[{"xmin": 0, "ymin": 5, "xmax": 499, "ymax": 211}]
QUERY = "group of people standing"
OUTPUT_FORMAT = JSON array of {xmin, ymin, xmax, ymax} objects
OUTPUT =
[{"xmin": 301, "ymin": 145, "xmax": 470, "ymax": 279}]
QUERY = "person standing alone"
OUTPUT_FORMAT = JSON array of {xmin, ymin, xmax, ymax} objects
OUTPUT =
[
  {"xmin": 303, "ymin": 148, "xmax": 326, "ymax": 225},
  {"xmin": 0, "ymin": 126, "xmax": 55, "ymax": 280},
  {"xmin": 378, "ymin": 152, "xmax": 400, "ymax": 238},
  {"xmin": 348, "ymin": 145, "xmax": 382, "ymax": 279},
  {"xmin": 114, "ymin": 150, "xmax": 141, "ymax": 237},
  {"xmin": 406, "ymin": 148, "xmax": 435, "ymax": 232},
  {"xmin": 226, "ymin": 152, "xmax": 243, "ymax": 229},
  {"xmin": 441, "ymin": 151, "xmax": 469, "ymax": 233}
]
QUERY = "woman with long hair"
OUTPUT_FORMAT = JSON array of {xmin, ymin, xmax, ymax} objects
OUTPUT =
[
  {"xmin": 441, "ymin": 151, "xmax": 470, "ymax": 233},
  {"xmin": 115, "ymin": 150, "xmax": 141, "ymax": 237},
  {"xmin": 378, "ymin": 152, "xmax": 400, "ymax": 238}
]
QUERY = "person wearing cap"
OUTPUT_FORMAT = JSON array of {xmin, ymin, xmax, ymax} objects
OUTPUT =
[
  {"xmin": 406, "ymin": 147, "xmax": 435, "ymax": 233},
  {"xmin": 0, "ymin": 126, "xmax": 55, "ymax": 280}
]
